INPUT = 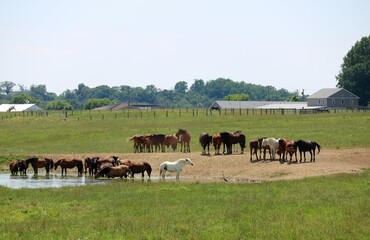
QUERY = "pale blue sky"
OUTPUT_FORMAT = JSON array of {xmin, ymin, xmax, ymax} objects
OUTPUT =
[{"xmin": 1, "ymin": 0, "xmax": 369, "ymax": 95}]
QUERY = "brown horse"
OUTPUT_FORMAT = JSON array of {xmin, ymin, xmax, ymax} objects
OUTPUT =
[
  {"xmin": 9, "ymin": 160, "xmax": 26, "ymax": 175},
  {"xmin": 212, "ymin": 133, "xmax": 222, "ymax": 155},
  {"xmin": 95, "ymin": 165, "xmax": 130, "ymax": 179},
  {"xmin": 55, "ymin": 159, "xmax": 83, "ymax": 175},
  {"xmin": 164, "ymin": 134, "xmax": 178, "ymax": 152},
  {"xmin": 176, "ymin": 129, "xmax": 191, "ymax": 153},
  {"xmin": 249, "ymin": 139, "xmax": 259, "ymax": 161},
  {"xmin": 285, "ymin": 140, "xmax": 298, "ymax": 163},
  {"xmin": 25, "ymin": 157, "xmax": 39, "ymax": 174},
  {"xmin": 122, "ymin": 160, "xmax": 152, "ymax": 178},
  {"xmin": 36, "ymin": 157, "xmax": 54, "ymax": 174},
  {"xmin": 199, "ymin": 133, "xmax": 212, "ymax": 155}
]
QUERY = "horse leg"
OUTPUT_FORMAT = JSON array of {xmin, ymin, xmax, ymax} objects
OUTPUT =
[{"xmin": 176, "ymin": 171, "xmax": 180, "ymax": 180}]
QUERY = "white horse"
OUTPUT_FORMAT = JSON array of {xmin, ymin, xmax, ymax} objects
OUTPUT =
[
  {"xmin": 261, "ymin": 138, "xmax": 280, "ymax": 160},
  {"xmin": 159, "ymin": 158, "xmax": 194, "ymax": 179}
]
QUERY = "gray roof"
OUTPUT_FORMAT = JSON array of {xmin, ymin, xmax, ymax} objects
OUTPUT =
[
  {"xmin": 307, "ymin": 88, "xmax": 359, "ymax": 99},
  {"xmin": 0, "ymin": 104, "xmax": 44, "ymax": 112},
  {"xmin": 210, "ymin": 101, "xmax": 322, "ymax": 110}
]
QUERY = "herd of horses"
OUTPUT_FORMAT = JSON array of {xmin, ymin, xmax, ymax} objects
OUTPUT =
[
  {"xmin": 8, "ymin": 128, "xmax": 321, "ymax": 178},
  {"xmin": 130, "ymin": 129, "xmax": 320, "ymax": 164},
  {"xmin": 9, "ymin": 155, "xmax": 194, "ymax": 180}
]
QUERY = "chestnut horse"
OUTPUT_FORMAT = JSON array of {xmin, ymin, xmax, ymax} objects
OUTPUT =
[
  {"xmin": 122, "ymin": 160, "xmax": 152, "ymax": 178},
  {"xmin": 176, "ymin": 129, "xmax": 191, "ymax": 153},
  {"xmin": 164, "ymin": 134, "xmax": 178, "ymax": 152},
  {"xmin": 55, "ymin": 159, "xmax": 83, "ymax": 176},
  {"xmin": 212, "ymin": 133, "xmax": 222, "ymax": 155}
]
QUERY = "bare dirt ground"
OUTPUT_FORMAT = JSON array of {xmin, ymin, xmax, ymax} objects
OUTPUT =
[{"xmin": 46, "ymin": 148, "xmax": 370, "ymax": 182}]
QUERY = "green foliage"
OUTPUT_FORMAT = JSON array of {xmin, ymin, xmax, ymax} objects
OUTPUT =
[
  {"xmin": 83, "ymin": 98, "xmax": 116, "ymax": 110},
  {"xmin": 336, "ymin": 35, "xmax": 370, "ymax": 106},
  {"xmin": 46, "ymin": 100, "xmax": 73, "ymax": 110},
  {"xmin": 223, "ymin": 93, "xmax": 250, "ymax": 101},
  {"xmin": 11, "ymin": 93, "xmax": 40, "ymax": 105},
  {"xmin": 0, "ymin": 81, "xmax": 16, "ymax": 95},
  {"xmin": 0, "ymin": 170, "xmax": 369, "ymax": 239}
]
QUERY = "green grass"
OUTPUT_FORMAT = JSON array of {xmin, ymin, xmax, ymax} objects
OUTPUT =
[
  {"xmin": 0, "ymin": 170, "xmax": 369, "ymax": 239},
  {"xmin": 0, "ymin": 110, "xmax": 369, "ymax": 159}
]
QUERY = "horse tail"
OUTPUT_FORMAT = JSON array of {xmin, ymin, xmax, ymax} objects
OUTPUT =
[
  {"xmin": 143, "ymin": 161, "xmax": 152, "ymax": 173},
  {"xmin": 315, "ymin": 142, "xmax": 321, "ymax": 154}
]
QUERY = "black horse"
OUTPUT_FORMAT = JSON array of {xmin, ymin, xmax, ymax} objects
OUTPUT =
[
  {"xmin": 295, "ymin": 140, "xmax": 321, "ymax": 162},
  {"xmin": 199, "ymin": 133, "xmax": 213, "ymax": 155}
]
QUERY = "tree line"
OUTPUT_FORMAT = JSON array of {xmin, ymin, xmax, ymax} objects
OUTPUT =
[{"xmin": 0, "ymin": 78, "xmax": 300, "ymax": 110}]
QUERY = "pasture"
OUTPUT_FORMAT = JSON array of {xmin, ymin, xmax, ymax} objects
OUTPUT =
[{"xmin": 0, "ymin": 110, "xmax": 369, "ymax": 239}]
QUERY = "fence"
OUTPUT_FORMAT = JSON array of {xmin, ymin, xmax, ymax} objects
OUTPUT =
[{"xmin": 1, "ymin": 108, "xmax": 369, "ymax": 121}]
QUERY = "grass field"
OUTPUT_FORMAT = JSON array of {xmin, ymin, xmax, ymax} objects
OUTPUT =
[
  {"xmin": 0, "ymin": 170, "xmax": 369, "ymax": 239},
  {"xmin": 0, "ymin": 110, "xmax": 369, "ymax": 159},
  {"xmin": 0, "ymin": 110, "xmax": 369, "ymax": 239}
]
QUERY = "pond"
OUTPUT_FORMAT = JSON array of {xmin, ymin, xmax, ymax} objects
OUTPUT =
[{"xmin": 0, "ymin": 173, "xmax": 220, "ymax": 189}]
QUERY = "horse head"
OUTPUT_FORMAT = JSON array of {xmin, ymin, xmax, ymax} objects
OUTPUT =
[{"xmin": 185, "ymin": 158, "xmax": 193, "ymax": 166}]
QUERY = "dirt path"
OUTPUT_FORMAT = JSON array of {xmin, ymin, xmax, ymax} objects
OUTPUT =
[{"xmin": 44, "ymin": 148, "xmax": 370, "ymax": 182}]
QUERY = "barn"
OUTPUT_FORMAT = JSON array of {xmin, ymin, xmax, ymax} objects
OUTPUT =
[
  {"xmin": 307, "ymin": 88, "xmax": 359, "ymax": 109},
  {"xmin": 0, "ymin": 104, "xmax": 44, "ymax": 112}
]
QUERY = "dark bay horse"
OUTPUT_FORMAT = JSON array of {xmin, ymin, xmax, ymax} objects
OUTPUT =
[
  {"xmin": 199, "ymin": 133, "xmax": 212, "ymax": 155},
  {"xmin": 176, "ymin": 129, "xmax": 191, "ymax": 153},
  {"xmin": 55, "ymin": 159, "xmax": 83, "ymax": 175},
  {"xmin": 84, "ymin": 156, "xmax": 100, "ymax": 176},
  {"xmin": 36, "ymin": 157, "xmax": 54, "ymax": 174},
  {"xmin": 220, "ymin": 131, "xmax": 246, "ymax": 154},
  {"xmin": 25, "ymin": 157, "xmax": 39, "ymax": 174},
  {"xmin": 296, "ymin": 140, "xmax": 321, "ymax": 162}
]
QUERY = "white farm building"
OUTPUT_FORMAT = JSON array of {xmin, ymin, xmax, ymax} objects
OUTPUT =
[{"xmin": 0, "ymin": 104, "xmax": 44, "ymax": 112}]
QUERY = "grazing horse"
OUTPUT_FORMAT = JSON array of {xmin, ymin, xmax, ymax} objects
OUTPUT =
[
  {"xmin": 199, "ymin": 133, "xmax": 212, "ymax": 155},
  {"xmin": 25, "ymin": 157, "xmax": 39, "ymax": 174},
  {"xmin": 212, "ymin": 133, "xmax": 222, "ymax": 155},
  {"xmin": 261, "ymin": 138, "xmax": 280, "ymax": 160},
  {"xmin": 55, "ymin": 159, "xmax": 84, "ymax": 176},
  {"xmin": 95, "ymin": 165, "xmax": 130, "ymax": 179},
  {"xmin": 164, "ymin": 134, "xmax": 178, "ymax": 152},
  {"xmin": 176, "ymin": 129, "xmax": 191, "ymax": 153},
  {"xmin": 296, "ymin": 140, "xmax": 321, "ymax": 162},
  {"xmin": 9, "ymin": 160, "xmax": 26, "ymax": 175},
  {"xmin": 36, "ymin": 157, "xmax": 54, "ymax": 174},
  {"xmin": 159, "ymin": 158, "xmax": 193, "ymax": 179},
  {"xmin": 123, "ymin": 161, "xmax": 152, "ymax": 178}
]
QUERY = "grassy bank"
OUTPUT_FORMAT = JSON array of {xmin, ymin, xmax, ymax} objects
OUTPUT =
[
  {"xmin": 0, "ymin": 110, "xmax": 369, "ymax": 159},
  {"xmin": 0, "ymin": 169, "xmax": 369, "ymax": 239}
]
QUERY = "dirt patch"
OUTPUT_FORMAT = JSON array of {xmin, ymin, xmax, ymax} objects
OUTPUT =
[{"xmin": 40, "ymin": 148, "xmax": 370, "ymax": 182}]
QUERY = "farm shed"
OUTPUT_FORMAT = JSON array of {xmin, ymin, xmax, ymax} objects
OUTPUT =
[
  {"xmin": 93, "ymin": 102, "xmax": 158, "ymax": 111},
  {"xmin": 307, "ymin": 88, "xmax": 359, "ymax": 109},
  {"xmin": 0, "ymin": 104, "xmax": 44, "ymax": 112}
]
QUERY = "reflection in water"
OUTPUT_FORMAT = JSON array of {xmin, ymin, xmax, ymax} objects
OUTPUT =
[
  {"xmin": 0, "ymin": 173, "xmax": 218, "ymax": 189},
  {"xmin": 0, "ymin": 174, "xmax": 107, "ymax": 189}
]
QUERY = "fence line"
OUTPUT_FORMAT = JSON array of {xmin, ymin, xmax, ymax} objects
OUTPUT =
[{"xmin": 0, "ymin": 108, "xmax": 369, "ymax": 121}]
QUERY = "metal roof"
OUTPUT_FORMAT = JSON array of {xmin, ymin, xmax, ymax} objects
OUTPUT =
[
  {"xmin": 0, "ymin": 104, "xmax": 44, "ymax": 112},
  {"xmin": 307, "ymin": 88, "xmax": 359, "ymax": 99},
  {"xmin": 210, "ymin": 101, "xmax": 321, "ymax": 110}
]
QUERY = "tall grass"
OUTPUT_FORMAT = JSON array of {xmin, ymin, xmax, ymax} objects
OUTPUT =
[{"xmin": 0, "ymin": 170, "xmax": 369, "ymax": 239}]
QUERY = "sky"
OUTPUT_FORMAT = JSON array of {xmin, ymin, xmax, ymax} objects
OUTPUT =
[{"xmin": 0, "ymin": 0, "xmax": 369, "ymax": 95}]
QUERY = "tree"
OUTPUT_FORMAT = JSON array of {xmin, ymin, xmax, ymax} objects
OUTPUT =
[
  {"xmin": 83, "ymin": 98, "xmax": 116, "ymax": 110},
  {"xmin": 46, "ymin": 100, "xmax": 73, "ymax": 110},
  {"xmin": 174, "ymin": 81, "xmax": 188, "ymax": 94},
  {"xmin": 0, "ymin": 81, "xmax": 16, "ymax": 95},
  {"xmin": 223, "ymin": 93, "xmax": 250, "ymax": 101},
  {"xmin": 336, "ymin": 36, "xmax": 370, "ymax": 106},
  {"xmin": 12, "ymin": 93, "xmax": 40, "ymax": 105}
]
